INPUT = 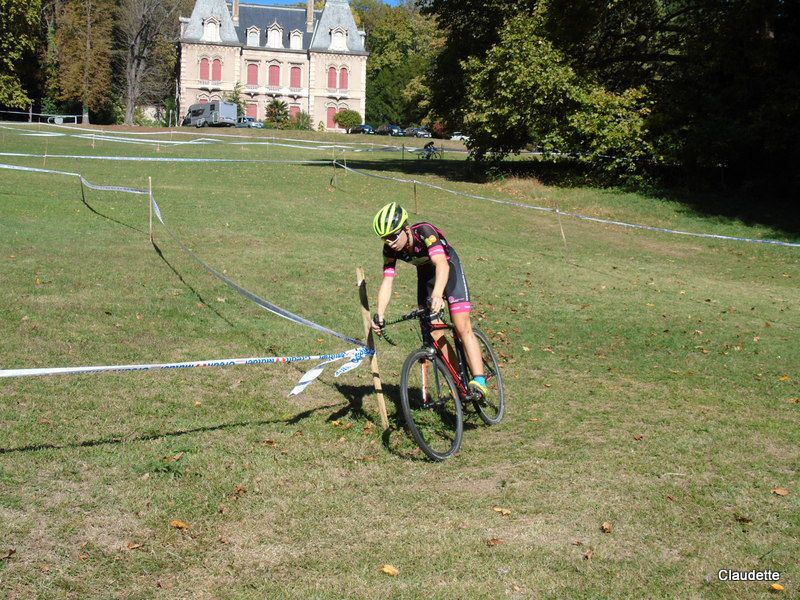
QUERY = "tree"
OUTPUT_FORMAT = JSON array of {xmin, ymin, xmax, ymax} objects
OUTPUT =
[
  {"xmin": 117, "ymin": 0, "xmax": 181, "ymax": 125},
  {"xmin": 0, "ymin": 0, "xmax": 42, "ymax": 108},
  {"xmin": 224, "ymin": 81, "xmax": 246, "ymax": 117},
  {"xmin": 333, "ymin": 109, "xmax": 361, "ymax": 131},
  {"xmin": 265, "ymin": 99, "xmax": 288, "ymax": 123},
  {"xmin": 55, "ymin": 0, "xmax": 114, "ymax": 123}
]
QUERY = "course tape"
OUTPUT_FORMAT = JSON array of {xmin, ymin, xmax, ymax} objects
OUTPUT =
[
  {"xmin": 0, "ymin": 152, "xmax": 330, "ymax": 165},
  {"xmin": 2, "ymin": 161, "xmax": 367, "ymax": 373},
  {"xmin": 0, "ymin": 347, "xmax": 372, "ymax": 396},
  {"xmin": 333, "ymin": 162, "xmax": 800, "ymax": 248}
]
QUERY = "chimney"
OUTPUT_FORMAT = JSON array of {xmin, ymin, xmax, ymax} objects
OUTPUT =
[
  {"xmin": 306, "ymin": 0, "xmax": 314, "ymax": 33},
  {"xmin": 232, "ymin": 0, "xmax": 239, "ymax": 26}
]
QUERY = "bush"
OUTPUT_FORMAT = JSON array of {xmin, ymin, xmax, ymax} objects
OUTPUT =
[{"xmin": 333, "ymin": 109, "xmax": 361, "ymax": 131}]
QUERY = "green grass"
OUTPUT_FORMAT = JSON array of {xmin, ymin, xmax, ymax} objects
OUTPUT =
[{"xmin": 0, "ymin": 123, "xmax": 798, "ymax": 598}]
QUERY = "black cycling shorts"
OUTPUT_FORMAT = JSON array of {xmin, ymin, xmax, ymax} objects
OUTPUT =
[{"xmin": 416, "ymin": 247, "xmax": 471, "ymax": 314}]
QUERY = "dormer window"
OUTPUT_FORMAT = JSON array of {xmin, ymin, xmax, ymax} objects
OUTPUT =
[
  {"xmin": 329, "ymin": 26, "xmax": 347, "ymax": 51},
  {"xmin": 290, "ymin": 30, "xmax": 303, "ymax": 50},
  {"xmin": 247, "ymin": 27, "xmax": 260, "ymax": 47},
  {"xmin": 203, "ymin": 17, "xmax": 220, "ymax": 42},
  {"xmin": 267, "ymin": 23, "xmax": 283, "ymax": 48}
]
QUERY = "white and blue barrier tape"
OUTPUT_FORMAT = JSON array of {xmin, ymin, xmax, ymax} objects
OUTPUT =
[
  {"xmin": 0, "ymin": 348, "xmax": 371, "ymax": 396},
  {"xmin": 0, "ymin": 152, "xmax": 330, "ymax": 165},
  {"xmin": 333, "ymin": 161, "xmax": 800, "ymax": 248},
  {"xmin": 1, "ymin": 161, "xmax": 370, "ymax": 392}
]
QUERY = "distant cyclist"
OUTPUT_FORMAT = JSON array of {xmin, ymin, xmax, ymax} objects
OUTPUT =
[{"xmin": 371, "ymin": 202, "xmax": 489, "ymax": 397}]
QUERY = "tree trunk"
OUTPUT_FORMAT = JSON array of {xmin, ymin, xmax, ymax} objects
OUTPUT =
[{"xmin": 83, "ymin": 102, "xmax": 90, "ymax": 125}]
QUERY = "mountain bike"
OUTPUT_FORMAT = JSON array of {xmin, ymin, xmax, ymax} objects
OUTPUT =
[
  {"xmin": 376, "ymin": 307, "xmax": 505, "ymax": 461},
  {"xmin": 417, "ymin": 146, "xmax": 441, "ymax": 160}
]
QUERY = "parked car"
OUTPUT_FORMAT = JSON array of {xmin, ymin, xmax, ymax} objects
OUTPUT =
[
  {"xmin": 450, "ymin": 131, "xmax": 470, "ymax": 141},
  {"xmin": 181, "ymin": 101, "xmax": 237, "ymax": 127},
  {"xmin": 236, "ymin": 115, "xmax": 264, "ymax": 128},
  {"xmin": 404, "ymin": 126, "xmax": 432, "ymax": 138},
  {"xmin": 349, "ymin": 124, "xmax": 375, "ymax": 134},
  {"xmin": 376, "ymin": 124, "xmax": 404, "ymax": 136}
]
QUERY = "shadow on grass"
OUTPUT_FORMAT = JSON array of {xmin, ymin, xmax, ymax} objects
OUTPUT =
[
  {"xmin": 0, "ymin": 402, "xmax": 345, "ymax": 455},
  {"xmin": 323, "ymin": 156, "xmax": 800, "ymax": 238},
  {"xmin": 79, "ymin": 183, "xmax": 146, "ymax": 234}
]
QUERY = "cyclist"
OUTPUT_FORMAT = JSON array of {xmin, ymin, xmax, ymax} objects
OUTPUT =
[{"xmin": 371, "ymin": 202, "xmax": 489, "ymax": 397}]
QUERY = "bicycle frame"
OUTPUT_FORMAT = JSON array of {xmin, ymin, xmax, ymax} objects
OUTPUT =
[{"xmin": 422, "ymin": 319, "xmax": 471, "ymax": 400}]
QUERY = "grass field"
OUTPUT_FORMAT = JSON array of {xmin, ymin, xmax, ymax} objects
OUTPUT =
[{"xmin": 0, "ymin": 123, "xmax": 798, "ymax": 599}]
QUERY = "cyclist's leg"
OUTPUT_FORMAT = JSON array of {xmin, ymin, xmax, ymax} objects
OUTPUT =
[
  {"xmin": 418, "ymin": 265, "xmax": 458, "ymax": 365},
  {"xmin": 444, "ymin": 251, "xmax": 485, "ymax": 387}
]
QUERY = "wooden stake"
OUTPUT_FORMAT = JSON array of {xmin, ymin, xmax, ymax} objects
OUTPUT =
[
  {"xmin": 148, "ymin": 176, "xmax": 154, "ymax": 244},
  {"xmin": 356, "ymin": 267, "xmax": 389, "ymax": 431},
  {"xmin": 413, "ymin": 180, "xmax": 418, "ymax": 214}
]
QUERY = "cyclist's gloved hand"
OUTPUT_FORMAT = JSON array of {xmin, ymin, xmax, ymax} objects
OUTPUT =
[{"xmin": 371, "ymin": 313, "xmax": 385, "ymax": 336}]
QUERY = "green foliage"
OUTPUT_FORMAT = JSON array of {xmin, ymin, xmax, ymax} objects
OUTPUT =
[
  {"xmin": 0, "ymin": 0, "xmax": 42, "ymax": 107},
  {"xmin": 265, "ymin": 99, "xmax": 288, "ymax": 124},
  {"xmin": 224, "ymin": 81, "xmax": 247, "ymax": 117},
  {"xmin": 290, "ymin": 110, "xmax": 312, "ymax": 130},
  {"xmin": 333, "ymin": 109, "xmax": 362, "ymax": 131}
]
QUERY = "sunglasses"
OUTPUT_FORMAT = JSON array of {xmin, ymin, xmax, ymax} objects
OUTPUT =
[{"xmin": 382, "ymin": 230, "xmax": 403, "ymax": 243}]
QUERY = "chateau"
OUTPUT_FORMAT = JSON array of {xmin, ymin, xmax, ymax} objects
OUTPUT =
[{"xmin": 178, "ymin": 0, "xmax": 368, "ymax": 130}]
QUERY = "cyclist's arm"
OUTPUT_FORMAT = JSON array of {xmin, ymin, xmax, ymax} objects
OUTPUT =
[
  {"xmin": 429, "ymin": 253, "xmax": 450, "ymax": 313},
  {"xmin": 376, "ymin": 275, "xmax": 394, "ymax": 322}
]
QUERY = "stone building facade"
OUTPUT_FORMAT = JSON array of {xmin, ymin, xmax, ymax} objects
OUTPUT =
[{"xmin": 178, "ymin": 0, "xmax": 368, "ymax": 131}]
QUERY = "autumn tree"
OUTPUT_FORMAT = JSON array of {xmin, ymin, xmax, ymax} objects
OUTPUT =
[
  {"xmin": 117, "ymin": 0, "xmax": 181, "ymax": 125},
  {"xmin": 55, "ymin": 0, "xmax": 114, "ymax": 123},
  {"xmin": 0, "ymin": 0, "xmax": 43, "ymax": 108}
]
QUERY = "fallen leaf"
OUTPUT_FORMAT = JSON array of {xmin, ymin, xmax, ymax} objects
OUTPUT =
[
  {"xmin": 543, "ymin": 383, "xmax": 551, "ymax": 388},
  {"xmin": 163, "ymin": 452, "xmax": 184, "ymax": 463},
  {"xmin": 262, "ymin": 439, "xmax": 276, "ymax": 447},
  {"xmin": 231, "ymin": 485, "xmax": 246, "ymax": 499},
  {"xmin": 218, "ymin": 536, "xmax": 229, "ymax": 544},
  {"xmin": 341, "ymin": 422, "xmax": 353, "ymax": 430},
  {"xmin": 666, "ymin": 495, "xmax": 674, "ymax": 502},
  {"xmin": 216, "ymin": 297, "xmax": 226, "ymax": 303},
  {"xmin": 601, "ymin": 522, "xmax": 613, "ymax": 533},
  {"xmin": 486, "ymin": 538, "xmax": 504, "ymax": 546},
  {"xmin": 790, "ymin": 398, "xmax": 800, "ymax": 404},
  {"xmin": 771, "ymin": 487, "xmax": 789, "ymax": 496},
  {"xmin": 778, "ymin": 375, "xmax": 791, "ymax": 382},
  {"xmin": 338, "ymin": 436, "xmax": 347, "ymax": 443},
  {"xmin": 194, "ymin": 401, "xmax": 202, "ymax": 407},
  {"xmin": 169, "ymin": 519, "xmax": 189, "ymax": 530},
  {"xmin": 126, "ymin": 542, "xmax": 143, "ymax": 550},
  {"xmin": 734, "ymin": 515, "xmax": 752, "ymax": 523},
  {"xmin": 79, "ymin": 553, "xmax": 89, "ymax": 560},
  {"xmin": 541, "ymin": 346, "xmax": 554, "ymax": 353},
  {"xmin": 771, "ymin": 583, "xmax": 784, "ymax": 592},
  {"xmin": 633, "ymin": 434, "xmax": 643, "ymax": 441},
  {"xmin": 380, "ymin": 564, "xmax": 399, "ymax": 576},
  {"xmin": 363, "ymin": 422, "xmax": 375, "ymax": 435},
  {"xmin": 571, "ymin": 540, "xmax": 583, "ymax": 546},
  {"xmin": 522, "ymin": 346, "xmax": 530, "ymax": 352},
  {"xmin": 493, "ymin": 507, "xmax": 512, "ymax": 516},
  {"xmin": 583, "ymin": 548, "xmax": 593, "ymax": 560},
  {"xmin": 1, "ymin": 548, "xmax": 16, "ymax": 560}
]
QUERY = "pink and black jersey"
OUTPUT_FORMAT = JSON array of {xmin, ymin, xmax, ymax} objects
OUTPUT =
[
  {"xmin": 382, "ymin": 222, "xmax": 472, "ymax": 314},
  {"xmin": 382, "ymin": 223, "xmax": 450, "ymax": 276}
]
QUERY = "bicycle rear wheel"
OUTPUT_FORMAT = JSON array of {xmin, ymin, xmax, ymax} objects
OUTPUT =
[
  {"xmin": 471, "ymin": 328, "xmax": 506, "ymax": 425},
  {"xmin": 400, "ymin": 350, "xmax": 463, "ymax": 461}
]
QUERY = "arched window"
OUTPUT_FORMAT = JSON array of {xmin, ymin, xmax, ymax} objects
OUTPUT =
[
  {"xmin": 268, "ymin": 64, "xmax": 280, "ymax": 87},
  {"xmin": 330, "ymin": 27, "xmax": 347, "ymax": 51},
  {"xmin": 289, "ymin": 105, "xmax": 300, "ymax": 119},
  {"xmin": 290, "ymin": 31, "xmax": 303, "ymax": 50},
  {"xmin": 338, "ymin": 67, "xmax": 348, "ymax": 90},
  {"xmin": 267, "ymin": 25, "xmax": 283, "ymax": 48},
  {"xmin": 199, "ymin": 58, "xmax": 209, "ymax": 81},
  {"xmin": 247, "ymin": 63, "xmax": 259, "ymax": 86},
  {"xmin": 203, "ymin": 18, "xmax": 220, "ymax": 42},
  {"xmin": 326, "ymin": 106, "xmax": 337, "ymax": 129},
  {"xmin": 247, "ymin": 28, "xmax": 259, "ymax": 47},
  {"xmin": 327, "ymin": 67, "xmax": 337, "ymax": 89},
  {"xmin": 290, "ymin": 66, "xmax": 301, "ymax": 89},
  {"xmin": 211, "ymin": 59, "xmax": 222, "ymax": 82},
  {"xmin": 199, "ymin": 97, "xmax": 209, "ymax": 104},
  {"xmin": 246, "ymin": 103, "xmax": 258, "ymax": 118}
]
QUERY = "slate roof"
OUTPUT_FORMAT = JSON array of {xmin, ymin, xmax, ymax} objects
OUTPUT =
[
  {"xmin": 236, "ymin": 4, "xmax": 319, "ymax": 49},
  {"xmin": 309, "ymin": 0, "xmax": 366, "ymax": 53},
  {"xmin": 183, "ymin": 0, "xmax": 240, "ymax": 44}
]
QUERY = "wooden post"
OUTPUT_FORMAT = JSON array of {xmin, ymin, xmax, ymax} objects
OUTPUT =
[
  {"xmin": 148, "ymin": 177, "xmax": 154, "ymax": 244},
  {"xmin": 413, "ymin": 181, "xmax": 418, "ymax": 214},
  {"xmin": 402, "ymin": 143, "xmax": 405, "ymax": 162},
  {"xmin": 356, "ymin": 267, "xmax": 389, "ymax": 430}
]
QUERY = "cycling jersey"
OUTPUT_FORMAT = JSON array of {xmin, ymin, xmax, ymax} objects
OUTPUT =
[{"xmin": 382, "ymin": 223, "xmax": 471, "ymax": 314}]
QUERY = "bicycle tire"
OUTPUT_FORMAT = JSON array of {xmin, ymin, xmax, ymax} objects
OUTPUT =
[
  {"xmin": 400, "ymin": 349, "xmax": 463, "ymax": 461},
  {"xmin": 470, "ymin": 328, "xmax": 506, "ymax": 425}
]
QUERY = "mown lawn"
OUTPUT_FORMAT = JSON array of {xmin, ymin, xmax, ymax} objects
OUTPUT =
[{"xmin": 0, "ymin": 123, "xmax": 797, "ymax": 599}]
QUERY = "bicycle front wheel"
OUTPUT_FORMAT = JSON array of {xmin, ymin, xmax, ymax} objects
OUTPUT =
[
  {"xmin": 471, "ymin": 328, "xmax": 506, "ymax": 425},
  {"xmin": 400, "ymin": 350, "xmax": 463, "ymax": 461}
]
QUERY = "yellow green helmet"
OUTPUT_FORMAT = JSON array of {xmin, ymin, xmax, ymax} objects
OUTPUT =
[{"xmin": 373, "ymin": 202, "xmax": 408, "ymax": 237}]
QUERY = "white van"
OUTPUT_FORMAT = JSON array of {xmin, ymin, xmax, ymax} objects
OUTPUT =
[{"xmin": 181, "ymin": 101, "xmax": 237, "ymax": 127}]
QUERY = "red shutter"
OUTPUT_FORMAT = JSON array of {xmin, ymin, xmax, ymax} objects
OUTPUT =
[
  {"xmin": 327, "ymin": 67, "xmax": 337, "ymax": 89},
  {"xmin": 199, "ymin": 98, "xmax": 208, "ymax": 104},
  {"xmin": 199, "ymin": 58, "xmax": 209, "ymax": 80},
  {"xmin": 246, "ymin": 103, "xmax": 258, "ymax": 118},
  {"xmin": 247, "ymin": 64, "xmax": 258, "ymax": 85},
  {"xmin": 338, "ymin": 67, "xmax": 348, "ymax": 90},
  {"xmin": 268, "ymin": 64, "xmax": 280, "ymax": 87},
  {"xmin": 326, "ymin": 106, "xmax": 337, "ymax": 128},
  {"xmin": 289, "ymin": 105, "xmax": 300, "ymax": 118},
  {"xmin": 212, "ymin": 59, "xmax": 222, "ymax": 81},
  {"xmin": 290, "ymin": 66, "xmax": 301, "ymax": 88}
]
